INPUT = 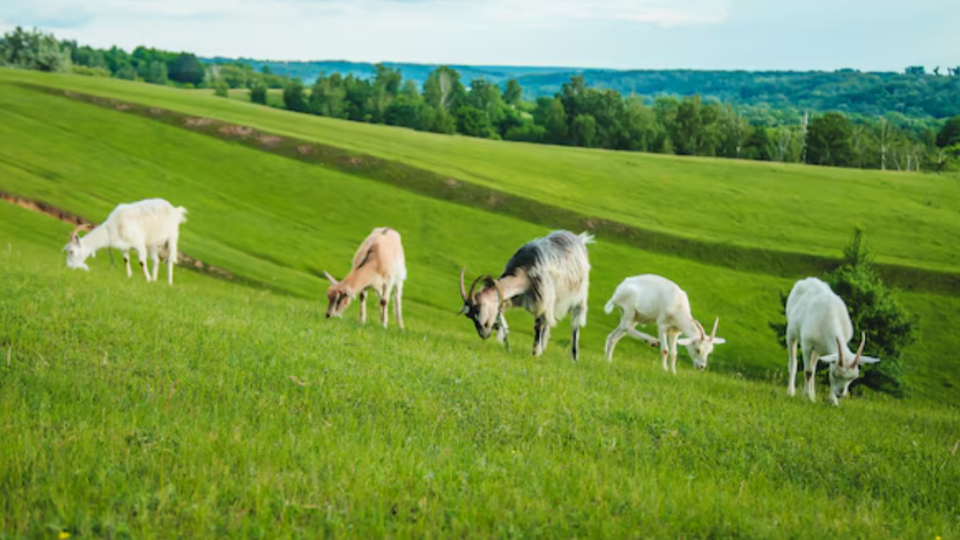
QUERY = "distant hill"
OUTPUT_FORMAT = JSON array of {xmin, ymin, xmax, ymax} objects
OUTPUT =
[
  {"xmin": 205, "ymin": 57, "xmax": 960, "ymax": 120},
  {"xmin": 201, "ymin": 57, "xmax": 585, "ymax": 86}
]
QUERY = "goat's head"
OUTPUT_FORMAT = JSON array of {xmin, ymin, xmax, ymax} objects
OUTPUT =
[
  {"xmin": 323, "ymin": 271, "xmax": 353, "ymax": 319},
  {"xmin": 820, "ymin": 333, "xmax": 880, "ymax": 404},
  {"xmin": 677, "ymin": 318, "xmax": 726, "ymax": 370},
  {"xmin": 63, "ymin": 224, "xmax": 93, "ymax": 271},
  {"xmin": 459, "ymin": 268, "xmax": 505, "ymax": 340}
]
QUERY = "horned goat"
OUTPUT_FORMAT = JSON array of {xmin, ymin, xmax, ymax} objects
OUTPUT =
[
  {"xmin": 604, "ymin": 274, "xmax": 725, "ymax": 373},
  {"xmin": 459, "ymin": 230, "xmax": 593, "ymax": 361},
  {"xmin": 323, "ymin": 227, "xmax": 407, "ymax": 329},
  {"xmin": 64, "ymin": 198, "xmax": 187, "ymax": 285},
  {"xmin": 785, "ymin": 277, "xmax": 880, "ymax": 405}
]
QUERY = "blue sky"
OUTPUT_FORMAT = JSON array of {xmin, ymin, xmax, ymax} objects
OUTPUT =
[{"xmin": 1, "ymin": 0, "xmax": 957, "ymax": 71}]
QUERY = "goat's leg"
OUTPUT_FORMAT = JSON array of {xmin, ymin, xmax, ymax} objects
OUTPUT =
[
  {"xmin": 150, "ymin": 247, "xmax": 160, "ymax": 282},
  {"xmin": 659, "ymin": 328, "xmax": 670, "ymax": 371},
  {"xmin": 626, "ymin": 327, "xmax": 660, "ymax": 347},
  {"xmin": 394, "ymin": 282, "xmax": 404, "ymax": 330},
  {"xmin": 135, "ymin": 246, "xmax": 151, "ymax": 282},
  {"xmin": 668, "ymin": 330, "xmax": 679, "ymax": 375},
  {"xmin": 533, "ymin": 316, "xmax": 545, "ymax": 356},
  {"xmin": 604, "ymin": 326, "xmax": 628, "ymax": 362},
  {"xmin": 496, "ymin": 313, "xmax": 510, "ymax": 348},
  {"xmin": 379, "ymin": 285, "xmax": 391, "ymax": 329},
  {"xmin": 787, "ymin": 337, "xmax": 799, "ymax": 397},
  {"xmin": 166, "ymin": 239, "xmax": 178, "ymax": 285},
  {"xmin": 804, "ymin": 349, "xmax": 820, "ymax": 403},
  {"xmin": 359, "ymin": 290, "xmax": 368, "ymax": 324},
  {"xmin": 540, "ymin": 324, "xmax": 552, "ymax": 355},
  {"xmin": 123, "ymin": 250, "xmax": 132, "ymax": 278}
]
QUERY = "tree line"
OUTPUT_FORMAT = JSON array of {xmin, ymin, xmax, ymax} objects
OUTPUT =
[{"xmin": 3, "ymin": 27, "xmax": 959, "ymax": 172}]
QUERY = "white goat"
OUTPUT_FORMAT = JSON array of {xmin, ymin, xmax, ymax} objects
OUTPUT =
[
  {"xmin": 64, "ymin": 198, "xmax": 187, "ymax": 285},
  {"xmin": 785, "ymin": 277, "xmax": 880, "ymax": 405},
  {"xmin": 604, "ymin": 274, "xmax": 725, "ymax": 372},
  {"xmin": 459, "ymin": 230, "xmax": 592, "ymax": 361},
  {"xmin": 323, "ymin": 227, "xmax": 407, "ymax": 329}
]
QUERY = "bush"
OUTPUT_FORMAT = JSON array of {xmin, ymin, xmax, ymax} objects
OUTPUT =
[
  {"xmin": 250, "ymin": 85, "xmax": 267, "ymax": 105},
  {"xmin": 824, "ymin": 230, "xmax": 915, "ymax": 396},
  {"xmin": 72, "ymin": 65, "xmax": 110, "ymax": 77},
  {"xmin": 214, "ymin": 80, "xmax": 229, "ymax": 98},
  {"xmin": 769, "ymin": 230, "xmax": 915, "ymax": 397}
]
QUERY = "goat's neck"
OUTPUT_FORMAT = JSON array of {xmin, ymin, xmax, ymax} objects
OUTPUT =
[
  {"xmin": 339, "ymin": 264, "xmax": 379, "ymax": 296},
  {"xmin": 677, "ymin": 317, "xmax": 704, "ymax": 341},
  {"xmin": 496, "ymin": 273, "xmax": 530, "ymax": 300},
  {"xmin": 80, "ymin": 225, "xmax": 113, "ymax": 255}
]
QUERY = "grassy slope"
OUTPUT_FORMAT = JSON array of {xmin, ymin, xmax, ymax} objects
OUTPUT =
[
  {"xmin": 4, "ymin": 69, "xmax": 960, "ymax": 274},
  {"xmin": 2, "ymin": 201, "xmax": 959, "ymax": 539},
  {"xmin": 2, "ymin": 77, "xmax": 959, "ymax": 401}
]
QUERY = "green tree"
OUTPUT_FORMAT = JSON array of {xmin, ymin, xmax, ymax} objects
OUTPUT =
[
  {"xmin": 249, "ymin": 84, "xmax": 268, "ymax": 105},
  {"xmin": 214, "ymin": 80, "xmax": 229, "ymax": 98},
  {"xmin": 504, "ymin": 79, "xmax": 523, "ymax": 106},
  {"xmin": 168, "ymin": 53, "xmax": 204, "ymax": 85},
  {"xmin": 282, "ymin": 79, "xmax": 308, "ymax": 112},
  {"xmin": 570, "ymin": 114, "xmax": 598, "ymax": 147},
  {"xmin": 806, "ymin": 112, "xmax": 854, "ymax": 167},
  {"xmin": 114, "ymin": 63, "xmax": 137, "ymax": 80},
  {"xmin": 145, "ymin": 60, "xmax": 168, "ymax": 85},
  {"xmin": 936, "ymin": 115, "xmax": 960, "ymax": 148},
  {"xmin": 0, "ymin": 27, "xmax": 71, "ymax": 72},
  {"xmin": 824, "ymin": 231, "xmax": 915, "ymax": 396},
  {"xmin": 542, "ymin": 97, "xmax": 568, "ymax": 144},
  {"xmin": 455, "ymin": 105, "xmax": 494, "ymax": 138}
]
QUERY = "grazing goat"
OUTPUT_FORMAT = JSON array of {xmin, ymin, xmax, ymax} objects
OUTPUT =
[
  {"xmin": 459, "ymin": 230, "xmax": 592, "ymax": 361},
  {"xmin": 604, "ymin": 274, "xmax": 725, "ymax": 373},
  {"xmin": 64, "ymin": 198, "xmax": 187, "ymax": 285},
  {"xmin": 323, "ymin": 227, "xmax": 407, "ymax": 329},
  {"xmin": 785, "ymin": 277, "xmax": 879, "ymax": 405}
]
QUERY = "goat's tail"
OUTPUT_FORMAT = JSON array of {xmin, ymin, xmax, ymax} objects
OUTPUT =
[
  {"xmin": 176, "ymin": 206, "xmax": 188, "ymax": 224},
  {"xmin": 579, "ymin": 232, "xmax": 596, "ymax": 245},
  {"xmin": 604, "ymin": 298, "xmax": 617, "ymax": 315}
]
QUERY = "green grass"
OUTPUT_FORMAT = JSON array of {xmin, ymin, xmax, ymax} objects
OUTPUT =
[
  {"xmin": 2, "ymin": 201, "xmax": 959, "ymax": 539},
  {"xmin": 1, "ymin": 77, "xmax": 959, "ymax": 401},
  {"xmin": 1, "ymin": 69, "xmax": 960, "ymax": 538},
  {"xmin": 3, "ymin": 68, "xmax": 959, "ymax": 273}
]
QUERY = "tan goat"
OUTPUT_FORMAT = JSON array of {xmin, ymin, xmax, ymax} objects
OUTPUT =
[{"xmin": 323, "ymin": 227, "xmax": 407, "ymax": 329}]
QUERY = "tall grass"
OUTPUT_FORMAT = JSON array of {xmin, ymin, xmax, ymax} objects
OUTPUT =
[{"xmin": 1, "ymin": 202, "xmax": 958, "ymax": 539}]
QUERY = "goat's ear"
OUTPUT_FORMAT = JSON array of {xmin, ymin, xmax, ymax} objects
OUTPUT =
[
  {"xmin": 322, "ymin": 271, "xmax": 339, "ymax": 285},
  {"xmin": 457, "ymin": 304, "xmax": 470, "ymax": 316},
  {"xmin": 676, "ymin": 338, "xmax": 695, "ymax": 346},
  {"xmin": 858, "ymin": 355, "xmax": 881, "ymax": 365},
  {"xmin": 712, "ymin": 337, "xmax": 726, "ymax": 345},
  {"xmin": 819, "ymin": 353, "xmax": 840, "ymax": 364}
]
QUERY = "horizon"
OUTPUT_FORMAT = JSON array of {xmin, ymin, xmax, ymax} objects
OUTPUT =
[{"xmin": 2, "ymin": 0, "xmax": 958, "ymax": 73}]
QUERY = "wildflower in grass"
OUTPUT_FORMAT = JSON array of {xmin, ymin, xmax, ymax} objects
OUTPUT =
[{"xmin": 59, "ymin": 532, "xmax": 71, "ymax": 539}]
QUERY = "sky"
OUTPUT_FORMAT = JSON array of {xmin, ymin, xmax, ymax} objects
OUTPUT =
[{"xmin": 1, "ymin": 0, "xmax": 958, "ymax": 71}]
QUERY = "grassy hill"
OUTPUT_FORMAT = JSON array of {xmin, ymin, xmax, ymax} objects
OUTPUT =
[
  {"xmin": 1, "ymin": 68, "xmax": 959, "ymax": 537},
  {"xmin": 3, "ymin": 70, "xmax": 959, "ymax": 277}
]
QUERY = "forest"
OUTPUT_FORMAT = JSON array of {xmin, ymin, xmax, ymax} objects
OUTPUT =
[{"xmin": 3, "ymin": 27, "xmax": 959, "ymax": 172}]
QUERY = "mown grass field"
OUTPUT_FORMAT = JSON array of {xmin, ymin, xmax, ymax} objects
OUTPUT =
[
  {"xmin": 3, "ymin": 69, "xmax": 960, "ymax": 273},
  {"xmin": 1, "ymin": 68, "xmax": 959, "ymax": 538}
]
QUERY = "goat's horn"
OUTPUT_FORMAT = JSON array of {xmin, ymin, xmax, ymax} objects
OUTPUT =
[
  {"xmin": 70, "ymin": 223, "xmax": 91, "ymax": 238},
  {"xmin": 836, "ymin": 336, "xmax": 844, "ymax": 368},
  {"xmin": 854, "ymin": 332, "xmax": 866, "ymax": 367},
  {"xmin": 322, "ymin": 271, "xmax": 339, "ymax": 285},
  {"xmin": 468, "ymin": 275, "xmax": 485, "ymax": 300},
  {"xmin": 459, "ymin": 267, "xmax": 468, "ymax": 302},
  {"xmin": 694, "ymin": 320, "xmax": 706, "ymax": 341},
  {"xmin": 710, "ymin": 317, "xmax": 719, "ymax": 341}
]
